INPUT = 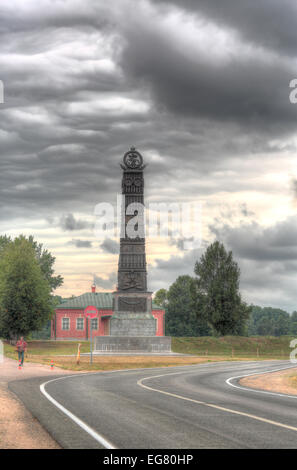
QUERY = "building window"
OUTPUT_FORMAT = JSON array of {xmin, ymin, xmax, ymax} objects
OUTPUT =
[
  {"xmin": 62, "ymin": 317, "xmax": 70, "ymax": 330},
  {"xmin": 91, "ymin": 318, "xmax": 98, "ymax": 330},
  {"xmin": 76, "ymin": 318, "xmax": 84, "ymax": 330}
]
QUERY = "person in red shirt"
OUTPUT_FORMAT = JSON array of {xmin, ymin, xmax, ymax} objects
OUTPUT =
[{"xmin": 16, "ymin": 337, "xmax": 27, "ymax": 367}]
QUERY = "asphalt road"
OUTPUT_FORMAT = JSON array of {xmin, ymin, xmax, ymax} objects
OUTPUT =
[{"xmin": 9, "ymin": 360, "xmax": 297, "ymax": 449}]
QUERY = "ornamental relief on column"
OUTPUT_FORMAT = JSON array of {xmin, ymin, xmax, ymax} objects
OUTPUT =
[
  {"xmin": 122, "ymin": 174, "xmax": 144, "ymax": 193},
  {"xmin": 118, "ymin": 271, "xmax": 146, "ymax": 291},
  {"xmin": 118, "ymin": 297, "xmax": 147, "ymax": 313},
  {"xmin": 121, "ymin": 244, "xmax": 145, "ymax": 253}
]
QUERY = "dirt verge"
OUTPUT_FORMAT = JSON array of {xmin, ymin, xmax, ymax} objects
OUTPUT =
[
  {"xmin": 0, "ymin": 357, "xmax": 74, "ymax": 449},
  {"xmin": 0, "ymin": 381, "xmax": 60, "ymax": 449},
  {"xmin": 240, "ymin": 367, "xmax": 297, "ymax": 395}
]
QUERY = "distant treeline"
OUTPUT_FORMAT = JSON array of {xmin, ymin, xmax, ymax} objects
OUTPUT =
[{"xmin": 248, "ymin": 306, "xmax": 297, "ymax": 337}]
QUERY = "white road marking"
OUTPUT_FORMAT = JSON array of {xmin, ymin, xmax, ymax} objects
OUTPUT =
[
  {"xmin": 40, "ymin": 375, "xmax": 116, "ymax": 449},
  {"xmin": 137, "ymin": 366, "xmax": 297, "ymax": 433},
  {"xmin": 40, "ymin": 361, "xmax": 297, "ymax": 447},
  {"xmin": 39, "ymin": 362, "xmax": 243, "ymax": 448},
  {"xmin": 226, "ymin": 365, "xmax": 297, "ymax": 399}
]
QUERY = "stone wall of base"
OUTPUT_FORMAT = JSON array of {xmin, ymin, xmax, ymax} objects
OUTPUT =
[
  {"xmin": 110, "ymin": 313, "xmax": 156, "ymax": 336},
  {"xmin": 95, "ymin": 336, "xmax": 172, "ymax": 353}
]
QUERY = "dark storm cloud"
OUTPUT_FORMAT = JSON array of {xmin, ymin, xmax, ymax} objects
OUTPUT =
[
  {"xmin": 60, "ymin": 214, "xmax": 91, "ymax": 231},
  {"xmin": 0, "ymin": 2, "xmax": 129, "ymax": 218},
  {"xmin": 120, "ymin": 13, "xmax": 297, "ymax": 130},
  {"xmin": 0, "ymin": 2, "xmax": 104, "ymax": 35},
  {"xmin": 152, "ymin": 248, "xmax": 201, "ymax": 272},
  {"xmin": 169, "ymin": 236, "xmax": 195, "ymax": 251},
  {"xmin": 94, "ymin": 272, "xmax": 117, "ymax": 290},
  {"xmin": 1, "ymin": 0, "xmax": 296, "ymax": 222},
  {"xmin": 69, "ymin": 239, "xmax": 92, "ymax": 248},
  {"xmin": 100, "ymin": 238, "xmax": 119, "ymax": 254},
  {"xmin": 209, "ymin": 216, "xmax": 297, "ymax": 261},
  {"xmin": 156, "ymin": 0, "xmax": 297, "ymax": 57},
  {"xmin": 148, "ymin": 247, "xmax": 204, "ymax": 292},
  {"xmin": 236, "ymin": 257, "xmax": 297, "ymax": 312}
]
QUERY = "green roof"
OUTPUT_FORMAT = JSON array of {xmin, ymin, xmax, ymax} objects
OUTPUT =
[
  {"xmin": 56, "ymin": 292, "xmax": 113, "ymax": 309},
  {"xmin": 56, "ymin": 292, "xmax": 163, "ymax": 310}
]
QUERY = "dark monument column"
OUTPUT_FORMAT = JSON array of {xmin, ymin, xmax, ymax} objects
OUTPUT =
[
  {"xmin": 118, "ymin": 146, "xmax": 147, "ymax": 294},
  {"xmin": 95, "ymin": 147, "xmax": 171, "ymax": 353},
  {"xmin": 110, "ymin": 147, "xmax": 156, "ymax": 337}
]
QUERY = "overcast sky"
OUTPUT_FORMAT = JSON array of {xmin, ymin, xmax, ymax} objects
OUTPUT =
[{"xmin": 1, "ymin": 0, "xmax": 297, "ymax": 311}]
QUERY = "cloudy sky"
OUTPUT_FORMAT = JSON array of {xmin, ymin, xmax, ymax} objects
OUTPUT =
[{"xmin": 1, "ymin": 0, "xmax": 297, "ymax": 311}]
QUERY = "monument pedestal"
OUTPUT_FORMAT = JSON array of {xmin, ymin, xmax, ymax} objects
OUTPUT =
[
  {"xmin": 94, "ymin": 291, "xmax": 172, "ymax": 353},
  {"xmin": 95, "ymin": 336, "xmax": 172, "ymax": 353},
  {"xmin": 110, "ymin": 291, "xmax": 156, "ymax": 336},
  {"xmin": 110, "ymin": 313, "xmax": 156, "ymax": 336}
]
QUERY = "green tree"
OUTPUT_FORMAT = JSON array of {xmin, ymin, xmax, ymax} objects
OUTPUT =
[
  {"xmin": 0, "ymin": 237, "xmax": 53, "ymax": 339},
  {"xmin": 291, "ymin": 311, "xmax": 297, "ymax": 335},
  {"xmin": 26, "ymin": 235, "xmax": 63, "ymax": 292},
  {"xmin": 154, "ymin": 288, "xmax": 168, "ymax": 308},
  {"xmin": 30, "ymin": 295, "xmax": 63, "ymax": 339},
  {"xmin": 0, "ymin": 235, "xmax": 11, "ymax": 255},
  {"xmin": 0, "ymin": 234, "xmax": 63, "ymax": 292},
  {"xmin": 274, "ymin": 310, "xmax": 290, "ymax": 336},
  {"xmin": 193, "ymin": 241, "xmax": 251, "ymax": 336},
  {"xmin": 248, "ymin": 305, "xmax": 290, "ymax": 336},
  {"xmin": 166, "ymin": 275, "xmax": 212, "ymax": 337}
]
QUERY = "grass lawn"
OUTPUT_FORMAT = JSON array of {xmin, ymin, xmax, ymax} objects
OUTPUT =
[
  {"xmin": 2, "ymin": 335, "xmax": 294, "ymax": 372},
  {"xmin": 172, "ymin": 336, "xmax": 295, "ymax": 358},
  {"xmin": 4, "ymin": 339, "xmax": 91, "ymax": 358}
]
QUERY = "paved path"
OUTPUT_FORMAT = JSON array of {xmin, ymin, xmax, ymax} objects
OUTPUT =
[
  {"xmin": 9, "ymin": 360, "xmax": 297, "ymax": 449},
  {"xmin": 0, "ymin": 356, "xmax": 69, "ymax": 382},
  {"xmin": 0, "ymin": 357, "xmax": 70, "ymax": 448}
]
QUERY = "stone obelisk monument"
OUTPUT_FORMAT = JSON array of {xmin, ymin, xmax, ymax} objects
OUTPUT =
[
  {"xmin": 95, "ymin": 147, "xmax": 171, "ymax": 353},
  {"xmin": 110, "ymin": 146, "xmax": 157, "ymax": 337}
]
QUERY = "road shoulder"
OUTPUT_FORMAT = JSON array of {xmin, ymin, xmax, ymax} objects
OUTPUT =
[
  {"xmin": 0, "ymin": 380, "xmax": 61, "ymax": 449},
  {"xmin": 0, "ymin": 357, "xmax": 73, "ymax": 449},
  {"xmin": 240, "ymin": 367, "xmax": 297, "ymax": 395}
]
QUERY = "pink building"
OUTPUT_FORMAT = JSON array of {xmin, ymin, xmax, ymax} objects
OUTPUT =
[{"xmin": 51, "ymin": 285, "xmax": 165, "ymax": 340}]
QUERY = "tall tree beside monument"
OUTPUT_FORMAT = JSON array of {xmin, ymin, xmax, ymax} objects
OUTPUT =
[
  {"xmin": 165, "ymin": 275, "xmax": 212, "ymax": 337},
  {"xmin": 193, "ymin": 241, "xmax": 251, "ymax": 336},
  {"xmin": 0, "ymin": 236, "xmax": 59, "ymax": 339}
]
